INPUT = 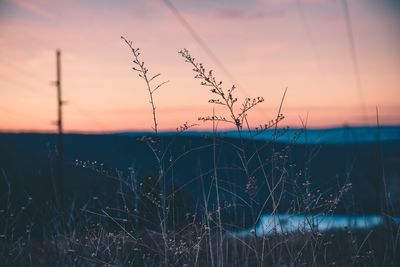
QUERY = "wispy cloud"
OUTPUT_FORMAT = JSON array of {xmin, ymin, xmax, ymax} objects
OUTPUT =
[
  {"xmin": 216, "ymin": 9, "xmax": 285, "ymax": 19},
  {"xmin": 261, "ymin": 0, "xmax": 327, "ymax": 5},
  {"xmin": 6, "ymin": 0, "xmax": 55, "ymax": 20}
]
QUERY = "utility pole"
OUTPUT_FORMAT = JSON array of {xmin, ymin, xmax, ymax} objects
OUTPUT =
[{"xmin": 56, "ymin": 50, "xmax": 64, "ymax": 188}]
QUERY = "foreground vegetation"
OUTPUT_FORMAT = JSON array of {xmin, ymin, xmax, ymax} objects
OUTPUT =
[{"xmin": 0, "ymin": 38, "xmax": 399, "ymax": 266}]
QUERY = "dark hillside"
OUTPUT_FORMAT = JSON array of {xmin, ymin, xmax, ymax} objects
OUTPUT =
[{"xmin": 0, "ymin": 132, "xmax": 399, "ymax": 230}]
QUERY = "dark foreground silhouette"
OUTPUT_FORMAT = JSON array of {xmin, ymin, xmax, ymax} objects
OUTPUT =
[{"xmin": 0, "ymin": 130, "xmax": 399, "ymax": 266}]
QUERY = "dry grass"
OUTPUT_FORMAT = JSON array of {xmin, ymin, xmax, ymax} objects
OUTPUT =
[{"xmin": 0, "ymin": 39, "xmax": 399, "ymax": 266}]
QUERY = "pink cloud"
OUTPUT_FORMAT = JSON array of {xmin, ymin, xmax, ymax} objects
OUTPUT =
[
  {"xmin": 7, "ymin": 0, "xmax": 55, "ymax": 19},
  {"xmin": 217, "ymin": 9, "xmax": 285, "ymax": 19},
  {"xmin": 218, "ymin": 9, "xmax": 244, "ymax": 19},
  {"xmin": 262, "ymin": 0, "xmax": 327, "ymax": 4}
]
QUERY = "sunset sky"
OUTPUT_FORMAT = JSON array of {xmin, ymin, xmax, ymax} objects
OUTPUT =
[{"xmin": 0, "ymin": 0, "xmax": 399, "ymax": 132}]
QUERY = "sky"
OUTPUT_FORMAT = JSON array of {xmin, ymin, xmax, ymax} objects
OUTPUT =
[{"xmin": 0, "ymin": 0, "xmax": 399, "ymax": 132}]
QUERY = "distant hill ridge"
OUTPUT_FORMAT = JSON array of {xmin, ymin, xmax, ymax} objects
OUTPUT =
[{"xmin": 115, "ymin": 126, "xmax": 400, "ymax": 144}]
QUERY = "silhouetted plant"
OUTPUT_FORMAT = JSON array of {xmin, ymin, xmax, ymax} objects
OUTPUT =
[
  {"xmin": 179, "ymin": 49, "xmax": 264, "ymax": 133},
  {"xmin": 1, "ymin": 38, "xmax": 399, "ymax": 267}
]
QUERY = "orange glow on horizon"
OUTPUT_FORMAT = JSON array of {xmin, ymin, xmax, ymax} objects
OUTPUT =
[{"xmin": 0, "ymin": 0, "xmax": 399, "ymax": 133}]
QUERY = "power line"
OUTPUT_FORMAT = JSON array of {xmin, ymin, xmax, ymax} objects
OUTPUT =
[
  {"xmin": 0, "ymin": 72, "xmax": 53, "ymax": 98},
  {"xmin": 162, "ymin": 0, "xmax": 280, "ymax": 122},
  {"xmin": 0, "ymin": 73, "xmax": 105, "ymax": 131},
  {"xmin": 295, "ymin": 1, "xmax": 328, "ymax": 82},
  {"xmin": 0, "ymin": 105, "xmax": 39, "ymax": 121},
  {"xmin": 0, "ymin": 58, "xmax": 54, "ymax": 98},
  {"xmin": 0, "ymin": 84, "xmax": 106, "ymax": 132},
  {"xmin": 0, "ymin": 57, "xmax": 106, "ymax": 131},
  {"xmin": 0, "ymin": 58, "xmax": 46, "ymax": 82},
  {"xmin": 341, "ymin": 0, "xmax": 368, "ymax": 125},
  {"xmin": 69, "ymin": 102, "xmax": 107, "ymax": 131},
  {"xmin": 162, "ymin": 0, "xmax": 250, "ymax": 97}
]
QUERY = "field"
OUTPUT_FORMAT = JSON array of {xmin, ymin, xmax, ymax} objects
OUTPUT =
[{"xmin": 1, "ymin": 129, "xmax": 399, "ymax": 266}]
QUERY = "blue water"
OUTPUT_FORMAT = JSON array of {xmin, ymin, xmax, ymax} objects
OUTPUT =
[{"xmin": 232, "ymin": 213, "xmax": 400, "ymax": 237}]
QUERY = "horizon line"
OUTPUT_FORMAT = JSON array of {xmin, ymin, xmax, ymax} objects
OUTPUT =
[{"xmin": 1, "ymin": 124, "xmax": 399, "ymax": 135}]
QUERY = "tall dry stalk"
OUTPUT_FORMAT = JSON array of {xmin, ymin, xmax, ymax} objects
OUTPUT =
[{"xmin": 121, "ymin": 36, "xmax": 170, "ymax": 266}]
